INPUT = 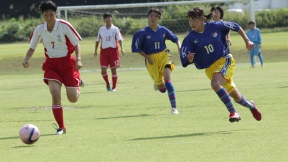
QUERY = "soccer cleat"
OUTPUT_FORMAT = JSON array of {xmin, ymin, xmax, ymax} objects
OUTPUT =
[
  {"xmin": 172, "ymin": 108, "xmax": 179, "ymax": 114},
  {"xmin": 106, "ymin": 83, "xmax": 111, "ymax": 91},
  {"xmin": 153, "ymin": 83, "xmax": 158, "ymax": 91},
  {"xmin": 229, "ymin": 112, "xmax": 241, "ymax": 122},
  {"xmin": 250, "ymin": 101, "xmax": 262, "ymax": 121},
  {"xmin": 80, "ymin": 80, "xmax": 85, "ymax": 87},
  {"xmin": 52, "ymin": 123, "xmax": 66, "ymax": 135},
  {"xmin": 111, "ymin": 89, "xmax": 116, "ymax": 92}
]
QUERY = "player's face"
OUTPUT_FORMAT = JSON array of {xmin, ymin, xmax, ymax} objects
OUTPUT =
[
  {"xmin": 249, "ymin": 24, "xmax": 255, "ymax": 30},
  {"xmin": 104, "ymin": 17, "xmax": 112, "ymax": 25},
  {"xmin": 188, "ymin": 17, "xmax": 204, "ymax": 32},
  {"xmin": 212, "ymin": 10, "xmax": 221, "ymax": 21},
  {"xmin": 42, "ymin": 10, "xmax": 57, "ymax": 24},
  {"xmin": 148, "ymin": 13, "xmax": 160, "ymax": 25}
]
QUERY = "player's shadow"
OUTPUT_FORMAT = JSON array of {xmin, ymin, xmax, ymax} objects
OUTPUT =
[
  {"xmin": 279, "ymin": 86, "xmax": 288, "ymax": 88},
  {"xmin": 0, "ymin": 133, "xmax": 55, "ymax": 141},
  {"xmin": 130, "ymin": 129, "xmax": 249, "ymax": 141},
  {"xmin": 96, "ymin": 114, "xmax": 152, "ymax": 120},
  {"xmin": 176, "ymin": 88, "xmax": 210, "ymax": 92}
]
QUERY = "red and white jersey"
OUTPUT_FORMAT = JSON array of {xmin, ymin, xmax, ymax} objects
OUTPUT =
[
  {"xmin": 29, "ymin": 19, "xmax": 82, "ymax": 58},
  {"xmin": 96, "ymin": 24, "xmax": 123, "ymax": 49}
]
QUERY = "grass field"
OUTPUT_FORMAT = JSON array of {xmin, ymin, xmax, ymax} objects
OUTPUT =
[{"xmin": 0, "ymin": 32, "xmax": 288, "ymax": 161}]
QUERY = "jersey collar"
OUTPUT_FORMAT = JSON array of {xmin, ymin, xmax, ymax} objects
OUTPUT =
[{"xmin": 44, "ymin": 19, "xmax": 59, "ymax": 31}]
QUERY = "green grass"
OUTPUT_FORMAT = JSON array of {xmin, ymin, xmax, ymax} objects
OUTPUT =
[
  {"xmin": 0, "ymin": 32, "xmax": 288, "ymax": 161},
  {"xmin": 0, "ymin": 63, "xmax": 288, "ymax": 161}
]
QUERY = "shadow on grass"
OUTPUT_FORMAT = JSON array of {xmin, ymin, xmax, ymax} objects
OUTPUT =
[
  {"xmin": 279, "ymin": 86, "xmax": 288, "ymax": 88},
  {"xmin": 130, "ymin": 129, "xmax": 251, "ymax": 141},
  {"xmin": 96, "ymin": 114, "xmax": 153, "ymax": 120},
  {"xmin": 0, "ymin": 133, "xmax": 55, "ymax": 141},
  {"xmin": 176, "ymin": 88, "xmax": 210, "ymax": 92}
]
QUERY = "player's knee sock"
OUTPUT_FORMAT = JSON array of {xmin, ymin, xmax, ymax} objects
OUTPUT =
[
  {"xmin": 159, "ymin": 88, "xmax": 166, "ymax": 93},
  {"xmin": 216, "ymin": 88, "xmax": 236, "ymax": 113},
  {"xmin": 236, "ymin": 95, "xmax": 255, "ymax": 110},
  {"xmin": 52, "ymin": 104, "xmax": 65, "ymax": 129},
  {"xmin": 112, "ymin": 73, "xmax": 118, "ymax": 90},
  {"xmin": 165, "ymin": 80, "xmax": 176, "ymax": 108},
  {"xmin": 101, "ymin": 73, "xmax": 110, "ymax": 88}
]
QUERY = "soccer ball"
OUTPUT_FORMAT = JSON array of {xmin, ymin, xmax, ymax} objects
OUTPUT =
[{"xmin": 19, "ymin": 124, "xmax": 40, "ymax": 144}]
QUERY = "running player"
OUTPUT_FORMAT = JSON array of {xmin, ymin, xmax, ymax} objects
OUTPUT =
[
  {"xmin": 94, "ymin": 13, "xmax": 125, "ymax": 92},
  {"xmin": 22, "ymin": 0, "xmax": 83, "ymax": 134},
  {"xmin": 131, "ymin": 8, "xmax": 181, "ymax": 114},
  {"xmin": 180, "ymin": 7, "xmax": 262, "ymax": 122}
]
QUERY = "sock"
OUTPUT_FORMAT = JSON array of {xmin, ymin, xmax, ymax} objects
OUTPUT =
[
  {"xmin": 52, "ymin": 104, "xmax": 65, "ymax": 129},
  {"xmin": 216, "ymin": 88, "xmax": 236, "ymax": 113},
  {"xmin": 112, "ymin": 73, "xmax": 118, "ymax": 90},
  {"xmin": 236, "ymin": 95, "xmax": 255, "ymax": 110},
  {"xmin": 101, "ymin": 73, "xmax": 110, "ymax": 88},
  {"xmin": 165, "ymin": 80, "xmax": 176, "ymax": 108}
]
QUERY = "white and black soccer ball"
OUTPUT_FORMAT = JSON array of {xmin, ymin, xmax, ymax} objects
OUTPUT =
[{"xmin": 19, "ymin": 124, "xmax": 40, "ymax": 144}]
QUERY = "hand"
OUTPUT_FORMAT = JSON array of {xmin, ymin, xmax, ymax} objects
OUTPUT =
[
  {"xmin": 121, "ymin": 49, "xmax": 125, "ymax": 56},
  {"xmin": 76, "ymin": 60, "xmax": 82, "ymax": 70},
  {"xmin": 227, "ymin": 39, "xmax": 232, "ymax": 46},
  {"xmin": 187, "ymin": 51, "xmax": 195, "ymax": 63},
  {"xmin": 246, "ymin": 40, "xmax": 254, "ymax": 51},
  {"xmin": 22, "ymin": 60, "xmax": 29, "ymax": 68},
  {"xmin": 146, "ymin": 56, "xmax": 154, "ymax": 65},
  {"xmin": 258, "ymin": 44, "xmax": 261, "ymax": 49},
  {"xmin": 94, "ymin": 52, "xmax": 97, "ymax": 58}
]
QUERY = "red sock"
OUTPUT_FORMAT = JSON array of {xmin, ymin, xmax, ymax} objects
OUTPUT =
[
  {"xmin": 102, "ymin": 73, "xmax": 110, "ymax": 85},
  {"xmin": 112, "ymin": 73, "xmax": 118, "ymax": 89},
  {"xmin": 52, "ymin": 104, "xmax": 65, "ymax": 129}
]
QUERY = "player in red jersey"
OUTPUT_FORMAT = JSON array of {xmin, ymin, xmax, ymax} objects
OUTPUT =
[
  {"xmin": 22, "ymin": 0, "xmax": 83, "ymax": 135},
  {"xmin": 94, "ymin": 13, "xmax": 125, "ymax": 92}
]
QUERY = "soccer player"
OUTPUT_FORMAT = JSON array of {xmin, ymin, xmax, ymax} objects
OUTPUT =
[
  {"xmin": 22, "ymin": 0, "xmax": 83, "ymax": 134},
  {"xmin": 180, "ymin": 7, "xmax": 262, "ymax": 122},
  {"xmin": 94, "ymin": 13, "xmax": 125, "ymax": 92},
  {"xmin": 210, "ymin": 6, "xmax": 232, "ymax": 54},
  {"xmin": 247, "ymin": 20, "xmax": 264, "ymax": 68},
  {"xmin": 131, "ymin": 8, "xmax": 181, "ymax": 114}
]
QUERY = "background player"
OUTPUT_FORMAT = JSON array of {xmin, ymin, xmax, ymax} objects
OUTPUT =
[
  {"xmin": 247, "ymin": 20, "xmax": 264, "ymax": 68},
  {"xmin": 22, "ymin": 0, "xmax": 83, "ymax": 134},
  {"xmin": 180, "ymin": 7, "xmax": 262, "ymax": 122},
  {"xmin": 94, "ymin": 13, "xmax": 125, "ymax": 92},
  {"xmin": 131, "ymin": 8, "xmax": 181, "ymax": 114}
]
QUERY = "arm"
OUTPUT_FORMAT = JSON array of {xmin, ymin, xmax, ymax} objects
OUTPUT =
[
  {"xmin": 138, "ymin": 51, "xmax": 153, "ymax": 65},
  {"xmin": 74, "ymin": 44, "xmax": 82, "ymax": 70},
  {"xmin": 118, "ymin": 40, "xmax": 125, "ymax": 55},
  {"xmin": 175, "ymin": 40, "xmax": 181, "ymax": 54},
  {"xmin": 22, "ymin": 48, "xmax": 35, "ymax": 68},
  {"xmin": 237, "ymin": 27, "xmax": 254, "ymax": 51},
  {"xmin": 94, "ymin": 41, "xmax": 100, "ymax": 58},
  {"xmin": 226, "ymin": 31, "xmax": 232, "ymax": 46},
  {"xmin": 258, "ymin": 29, "xmax": 262, "ymax": 48}
]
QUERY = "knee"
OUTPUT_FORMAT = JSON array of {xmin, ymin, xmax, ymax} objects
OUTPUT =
[
  {"xmin": 68, "ymin": 97, "xmax": 78, "ymax": 103},
  {"xmin": 210, "ymin": 80, "xmax": 221, "ymax": 90}
]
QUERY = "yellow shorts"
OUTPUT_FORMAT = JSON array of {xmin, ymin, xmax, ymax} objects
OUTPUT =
[
  {"xmin": 205, "ymin": 54, "xmax": 236, "ymax": 94},
  {"xmin": 146, "ymin": 50, "xmax": 174, "ymax": 85}
]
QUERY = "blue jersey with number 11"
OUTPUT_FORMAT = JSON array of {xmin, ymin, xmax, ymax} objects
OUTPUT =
[
  {"xmin": 131, "ymin": 25, "xmax": 179, "ymax": 55},
  {"xmin": 180, "ymin": 21, "xmax": 240, "ymax": 69}
]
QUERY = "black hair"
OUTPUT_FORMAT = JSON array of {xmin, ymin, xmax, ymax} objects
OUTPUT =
[
  {"xmin": 210, "ymin": 6, "xmax": 224, "ymax": 19},
  {"xmin": 103, "ymin": 12, "xmax": 112, "ymax": 19},
  {"xmin": 186, "ymin": 7, "xmax": 212, "ymax": 20},
  {"xmin": 148, "ymin": 8, "xmax": 162, "ymax": 18},
  {"xmin": 39, "ymin": 0, "xmax": 57, "ymax": 14},
  {"xmin": 248, "ymin": 20, "xmax": 255, "ymax": 25}
]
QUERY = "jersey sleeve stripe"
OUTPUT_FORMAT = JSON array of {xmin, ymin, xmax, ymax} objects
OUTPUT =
[{"xmin": 59, "ymin": 20, "xmax": 82, "ymax": 40}]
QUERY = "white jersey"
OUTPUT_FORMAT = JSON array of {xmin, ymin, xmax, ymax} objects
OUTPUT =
[
  {"xmin": 96, "ymin": 24, "xmax": 123, "ymax": 49},
  {"xmin": 29, "ymin": 19, "xmax": 82, "ymax": 58}
]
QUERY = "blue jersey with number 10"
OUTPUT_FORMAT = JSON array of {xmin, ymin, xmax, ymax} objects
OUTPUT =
[
  {"xmin": 180, "ymin": 21, "xmax": 240, "ymax": 69},
  {"xmin": 131, "ymin": 25, "xmax": 179, "ymax": 55}
]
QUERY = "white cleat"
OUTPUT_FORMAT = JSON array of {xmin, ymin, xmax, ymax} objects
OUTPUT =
[
  {"xmin": 55, "ymin": 128, "xmax": 66, "ymax": 135},
  {"xmin": 154, "ymin": 83, "xmax": 158, "ymax": 91},
  {"xmin": 172, "ymin": 108, "xmax": 179, "ymax": 114},
  {"xmin": 111, "ymin": 89, "xmax": 116, "ymax": 92}
]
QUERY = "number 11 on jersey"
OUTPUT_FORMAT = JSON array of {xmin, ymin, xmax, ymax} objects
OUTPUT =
[{"xmin": 154, "ymin": 42, "xmax": 160, "ymax": 49}]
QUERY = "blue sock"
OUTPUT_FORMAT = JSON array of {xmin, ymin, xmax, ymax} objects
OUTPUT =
[
  {"xmin": 216, "ymin": 88, "xmax": 236, "ymax": 113},
  {"xmin": 165, "ymin": 80, "xmax": 176, "ymax": 108},
  {"xmin": 237, "ymin": 95, "xmax": 255, "ymax": 110}
]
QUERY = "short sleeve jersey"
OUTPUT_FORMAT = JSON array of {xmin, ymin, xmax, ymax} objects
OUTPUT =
[
  {"xmin": 180, "ymin": 21, "xmax": 240, "ymax": 69},
  {"xmin": 29, "ymin": 19, "xmax": 82, "ymax": 58},
  {"xmin": 96, "ymin": 24, "xmax": 123, "ymax": 49},
  {"xmin": 131, "ymin": 25, "xmax": 179, "ymax": 55}
]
